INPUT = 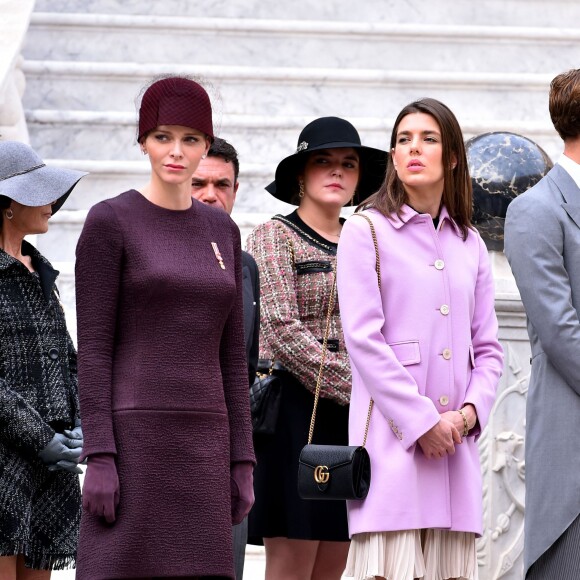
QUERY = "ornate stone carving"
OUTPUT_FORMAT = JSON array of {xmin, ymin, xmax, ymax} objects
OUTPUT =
[{"xmin": 477, "ymin": 301, "xmax": 529, "ymax": 579}]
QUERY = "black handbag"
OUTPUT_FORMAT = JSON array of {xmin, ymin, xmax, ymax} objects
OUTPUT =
[
  {"xmin": 298, "ymin": 444, "xmax": 371, "ymax": 500},
  {"xmin": 297, "ymin": 213, "xmax": 380, "ymax": 501},
  {"xmin": 250, "ymin": 361, "xmax": 283, "ymax": 435}
]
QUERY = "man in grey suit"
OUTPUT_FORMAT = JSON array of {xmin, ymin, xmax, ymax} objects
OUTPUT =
[
  {"xmin": 192, "ymin": 137, "xmax": 259, "ymax": 580},
  {"xmin": 505, "ymin": 68, "xmax": 580, "ymax": 578}
]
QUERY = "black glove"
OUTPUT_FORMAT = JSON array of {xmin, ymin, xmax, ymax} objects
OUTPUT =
[
  {"xmin": 38, "ymin": 432, "xmax": 82, "ymax": 466},
  {"xmin": 64, "ymin": 418, "xmax": 83, "ymax": 443},
  {"xmin": 48, "ymin": 459, "xmax": 83, "ymax": 474}
]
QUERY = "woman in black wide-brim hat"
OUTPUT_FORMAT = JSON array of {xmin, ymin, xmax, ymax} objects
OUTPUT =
[
  {"xmin": 0, "ymin": 140, "xmax": 87, "ymax": 579},
  {"xmin": 246, "ymin": 117, "xmax": 388, "ymax": 579}
]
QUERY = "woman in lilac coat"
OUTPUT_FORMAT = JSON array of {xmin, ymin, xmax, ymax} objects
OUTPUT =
[{"xmin": 337, "ymin": 98, "xmax": 503, "ymax": 580}]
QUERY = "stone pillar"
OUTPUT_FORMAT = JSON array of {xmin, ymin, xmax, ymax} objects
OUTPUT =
[{"xmin": 477, "ymin": 251, "xmax": 528, "ymax": 579}]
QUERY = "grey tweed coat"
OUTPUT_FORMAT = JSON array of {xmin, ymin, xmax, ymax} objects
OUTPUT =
[{"xmin": 0, "ymin": 241, "xmax": 81, "ymax": 569}]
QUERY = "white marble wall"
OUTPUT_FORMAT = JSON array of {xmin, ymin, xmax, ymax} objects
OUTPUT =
[
  {"xmin": 31, "ymin": 0, "xmax": 580, "ymax": 27},
  {"xmin": 20, "ymin": 3, "xmax": 574, "ymax": 236}
]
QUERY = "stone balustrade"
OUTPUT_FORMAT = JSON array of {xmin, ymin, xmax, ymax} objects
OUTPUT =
[{"xmin": 0, "ymin": 0, "xmax": 35, "ymax": 142}]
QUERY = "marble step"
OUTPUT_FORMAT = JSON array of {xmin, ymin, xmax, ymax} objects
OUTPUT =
[
  {"xmin": 25, "ymin": 109, "xmax": 561, "ymax": 173},
  {"xmin": 31, "ymin": 0, "xmax": 580, "ymax": 27},
  {"xmin": 21, "ymin": 60, "xmax": 555, "ymax": 123},
  {"xmin": 23, "ymin": 13, "xmax": 580, "ymax": 74}
]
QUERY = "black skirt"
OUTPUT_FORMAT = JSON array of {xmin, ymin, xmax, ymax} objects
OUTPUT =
[{"xmin": 248, "ymin": 372, "xmax": 350, "ymax": 544}]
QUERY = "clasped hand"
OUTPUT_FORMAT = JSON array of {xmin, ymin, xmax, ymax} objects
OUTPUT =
[
  {"xmin": 418, "ymin": 418, "xmax": 462, "ymax": 459},
  {"xmin": 38, "ymin": 425, "xmax": 83, "ymax": 474}
]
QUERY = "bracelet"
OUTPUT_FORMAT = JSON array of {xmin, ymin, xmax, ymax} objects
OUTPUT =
[{"xmin": 457, "ymin": 408, "xmax": 469, "ymax": 437}]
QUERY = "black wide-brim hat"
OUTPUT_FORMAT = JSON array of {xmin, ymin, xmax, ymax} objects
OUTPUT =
[
  {"xmin": 266, "ymin": 116, "xmax": 388, "ymax": 205},
  {"xmin": 0, "ymin": 141, "xmax": 87, "ymax": 213}
]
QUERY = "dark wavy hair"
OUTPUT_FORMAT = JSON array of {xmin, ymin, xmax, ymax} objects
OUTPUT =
[{"xmin": 359, "ymin": 98, "xmax": 472, "ymax": 241}]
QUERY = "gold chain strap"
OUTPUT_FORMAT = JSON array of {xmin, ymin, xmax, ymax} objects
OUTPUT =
[
  {"xmin": 307, "ymin": 272, "xmax": 338, "ymax": 444},
  {"xmin": 306, "ymin": 212, "xmax": 381, "ymax": 448}
]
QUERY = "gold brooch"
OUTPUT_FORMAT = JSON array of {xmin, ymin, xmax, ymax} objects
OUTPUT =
[{"xmin": 211, "ymin": 242, "xmax": 225, "ymax": 270}]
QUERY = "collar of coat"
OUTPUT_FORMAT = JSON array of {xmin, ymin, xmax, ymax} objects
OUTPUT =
[
  {"xmin": 0, "ymin": 240, "xmax": 59, "ymax": 301},
  {"xmin": 390, "ymin": 204, "xmax": 463, "ymax": 237}
]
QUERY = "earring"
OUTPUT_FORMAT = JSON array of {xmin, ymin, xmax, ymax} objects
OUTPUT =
[
  {"xmin": 299, "ymin": 181, "xmax": 305, "ymax": 198},
  {"xmin": 5, "ymin": 208, "xmax": 14, "ymax": 220},
  {"xmin": 350, "ymin": 193, "xmax": 355, "ymax": 206},
  {"xmin": 142, "ymin": 149, "xmax": 147, "ymax": 156},
  {"xmin": 201, "ymin": 154, "xmax": 207, "ymax": 159}
]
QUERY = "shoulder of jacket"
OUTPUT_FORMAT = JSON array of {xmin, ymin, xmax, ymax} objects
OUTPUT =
[
  {"xmin": 252, "ymin": 217, "xmax": 292, "ymax": 239},
  {"xmin": 507, "ymin": 178, "xmax": 556, "ymax": 218}
]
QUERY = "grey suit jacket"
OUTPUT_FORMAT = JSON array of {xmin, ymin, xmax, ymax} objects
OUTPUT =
[{"xmin": 505, "ymin": 163, "xmax": 580, "ymax": 576}]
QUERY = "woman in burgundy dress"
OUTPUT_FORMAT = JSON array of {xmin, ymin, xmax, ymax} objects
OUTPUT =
[{"xmin": 74, "ymin": 76, "xmax": 255, "ymax": 580}]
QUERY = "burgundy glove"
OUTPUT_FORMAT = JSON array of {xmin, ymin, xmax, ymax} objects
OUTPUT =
[
  {"xmin": 82, "ymin": 453, "xmax": 120, "ymax": 523},
  {"xmin": 230, "ymin": 462, "xmax": 254, "ymax": 525}
]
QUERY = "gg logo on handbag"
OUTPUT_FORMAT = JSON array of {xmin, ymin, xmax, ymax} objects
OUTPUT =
[{"xmin": 314, "ymin": 465, "xmax": 330, "ymax": 484}]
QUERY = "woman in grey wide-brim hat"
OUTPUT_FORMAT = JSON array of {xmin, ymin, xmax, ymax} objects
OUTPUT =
[
  {"xmin": 246, "ymin": 117, "xmax": 388, "ymax": 580},
  {"xmin": 0, "ymin": 141, "xmax": 87, "ymax": 579}
]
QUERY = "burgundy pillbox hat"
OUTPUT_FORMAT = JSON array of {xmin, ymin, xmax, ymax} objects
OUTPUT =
[{"xmin": 138, "ymin": 77, "xmax": 214, "ymax": 142}]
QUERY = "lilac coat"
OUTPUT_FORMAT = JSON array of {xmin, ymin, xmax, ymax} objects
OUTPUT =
[{"xmin": 336, "ymin": 206, "xmax": 503, "ymax": 536}]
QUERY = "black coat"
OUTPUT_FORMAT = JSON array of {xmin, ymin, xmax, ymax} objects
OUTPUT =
[
  {"xmin": 0, "ymin": 240, "xmax": 81, "ymax": 569},
  {"xmin": 0, "ymin": 241, "xmax": 79, "ymax": 455}
]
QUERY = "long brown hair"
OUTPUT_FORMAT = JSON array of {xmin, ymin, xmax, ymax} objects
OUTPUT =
[{"xmin": 360, "ymin": 98, "xmax": 472, "ymax": 240}]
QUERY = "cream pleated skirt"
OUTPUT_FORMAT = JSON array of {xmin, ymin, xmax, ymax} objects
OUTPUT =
[{"xmin": 343, "ymin": 529, "xmax": 479, "ymax": 580}]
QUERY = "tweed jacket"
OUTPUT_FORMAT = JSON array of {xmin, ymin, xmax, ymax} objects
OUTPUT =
[
  {"xmin": 246, "ymin": 211, "xmax": 351, "ymax": 405},
  {"xmin": 505, "ymin": 163, "xmax": 580, "ymax": 576},
  {"xmin": 0, "ymin": 241, "xmax": 79, "ymax": 458}
]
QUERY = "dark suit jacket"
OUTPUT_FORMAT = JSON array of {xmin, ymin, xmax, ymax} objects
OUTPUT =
[{"xmin": 242, "ymin": 251, "xmax": 260, "ymax": 386}]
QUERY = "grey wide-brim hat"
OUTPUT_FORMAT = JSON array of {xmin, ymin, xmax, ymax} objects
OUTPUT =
[{"xmin": 0, "ymin": 141, "xmax": 88, "ymax": 213}]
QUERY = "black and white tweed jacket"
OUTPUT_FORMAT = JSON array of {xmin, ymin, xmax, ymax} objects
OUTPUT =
[{"xmin": 0, "ymin": 241, "xmax": 80, "ymax": 459}]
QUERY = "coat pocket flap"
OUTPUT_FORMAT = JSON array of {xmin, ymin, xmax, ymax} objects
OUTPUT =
[{"xmin": 388, "ymin": 340, "xmax": 421, "ymax": 366}]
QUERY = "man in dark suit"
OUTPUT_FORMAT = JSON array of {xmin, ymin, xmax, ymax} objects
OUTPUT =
[
  {"xmin": 505, "ymin": 68, "xmax": 580, "ymax": 578},
  {"xmin": 192, "ymin": 137, "xmax": 259, "ymax": 579}
]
